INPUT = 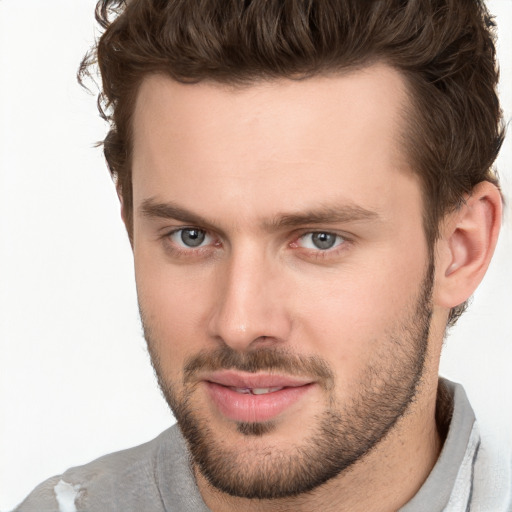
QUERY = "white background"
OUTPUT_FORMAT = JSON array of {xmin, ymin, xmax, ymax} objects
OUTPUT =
[{"xmin": 0, "ymin": 1, "xmax": 511, "ymax": 510}]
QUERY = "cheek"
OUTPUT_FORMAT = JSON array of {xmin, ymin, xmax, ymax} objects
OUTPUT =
[
  {"xmin": 134, "ymin": 252, "xmax": 215, "ymax": 358},
  {"xmin": 291, "ymin": 249, "xmax": 428, "ymax": 375}
]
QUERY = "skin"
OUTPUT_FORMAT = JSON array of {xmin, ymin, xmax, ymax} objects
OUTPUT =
[{"xmin": 127, "ymin": 64, "xmax": 502, "ymax": 512}]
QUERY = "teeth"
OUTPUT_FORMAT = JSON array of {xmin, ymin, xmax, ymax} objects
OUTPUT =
[
  {"xmin": 252, "ymin": 387, "xmax": 283, "ymax": 395},
  {"xmin": 230, "ymin": 386, "xmax": 284, "ymax": 395},
  {"xmin": 232, "ymin": 387, "xmax": 252, "ymax": 394}
]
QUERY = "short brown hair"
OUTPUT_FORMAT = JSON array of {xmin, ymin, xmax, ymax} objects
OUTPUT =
[{"xmin": 80, "ymin": 0, "xmax": 504, "ymax": 325}]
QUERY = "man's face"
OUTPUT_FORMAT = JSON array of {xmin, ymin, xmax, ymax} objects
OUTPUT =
[{"xmin": 131, "ymin": 65, "xmax": 435, "ymax": 498}]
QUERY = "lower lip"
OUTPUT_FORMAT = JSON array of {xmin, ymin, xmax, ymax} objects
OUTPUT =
[{"xmin": 205, "ymin": 382, "xmax": 313, "ymax": 423}]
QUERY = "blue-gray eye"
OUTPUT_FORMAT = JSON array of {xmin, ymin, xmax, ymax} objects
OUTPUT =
[
  {"xmin": 299, "ymin": 232, "xmax": 343, "ymax": 250},
  {"xmin": 179, "ymin": 228, "xmax": 206, "ymax": 247},
  {"xmin": 311, "ymin": 232, "xmax": 337, "ymax": 249}
]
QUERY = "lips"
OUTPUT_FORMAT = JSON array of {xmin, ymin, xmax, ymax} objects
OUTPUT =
[{"xmin": 204, "ymin": 371, "xmax": 314, "ymax": 423}]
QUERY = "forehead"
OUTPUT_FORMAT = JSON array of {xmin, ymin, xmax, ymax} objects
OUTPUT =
[{"xmin": 131, "ymin": 65, "xmax": 420, "ymax": 227}]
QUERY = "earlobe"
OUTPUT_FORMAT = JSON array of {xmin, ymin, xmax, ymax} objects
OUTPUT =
[{"xmin": 435, "ymin": 181, "xmax": 502, "ymax": 309}]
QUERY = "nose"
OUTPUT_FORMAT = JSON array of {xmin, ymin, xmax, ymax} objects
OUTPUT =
[{"xmin": 207, "ymin": 245, "xmax": 292, "ymax": 351}]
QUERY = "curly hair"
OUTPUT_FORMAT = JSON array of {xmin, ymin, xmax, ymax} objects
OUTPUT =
[{"xmin": 79, "ymin": 0, "xmax": 504, "ymax": 326}]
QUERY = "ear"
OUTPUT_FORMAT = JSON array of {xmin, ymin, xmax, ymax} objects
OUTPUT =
[
  {"xmin": 118, "ymin": 187, "xmax": 127, "ymax": 225},
  {"xmin": 434, "ymin": 181, "xmax": 502, "ymax": 309},
  {"xmin": 117, "ymin": 188, "xmax": 134, "ymax": 248}
]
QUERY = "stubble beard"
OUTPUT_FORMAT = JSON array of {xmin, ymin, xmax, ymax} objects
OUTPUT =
[{"xmin": 141, "ymin": 261, "xmax": 434, "ymax": 500}]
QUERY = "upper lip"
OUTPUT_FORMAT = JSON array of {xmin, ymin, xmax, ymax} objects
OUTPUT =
[{"xmin": 204, "ymin": 370, "xmax": 314, "ymax": 389}]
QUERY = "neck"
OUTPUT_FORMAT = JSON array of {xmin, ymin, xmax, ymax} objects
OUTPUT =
[{"xmin": 196, "ymin": 376, "xmax": 443, "ymax": 512}]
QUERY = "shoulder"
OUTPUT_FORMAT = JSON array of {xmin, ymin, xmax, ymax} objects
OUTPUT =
[
  {"xmin": 445, "ymin": 379, "xmax": 512, "ymax": 512},
  {"xmin": 13, "ymin": 425, "xmax": 193, "ymax": 512},
  {"xmin": 471, "ymin": 422, "xmax": 512, "ymax": 512}
]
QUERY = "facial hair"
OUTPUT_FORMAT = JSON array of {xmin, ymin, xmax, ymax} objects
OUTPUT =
[{"xmin": 142, "ymin": 260, "xmax": 434, "ymax": 500}]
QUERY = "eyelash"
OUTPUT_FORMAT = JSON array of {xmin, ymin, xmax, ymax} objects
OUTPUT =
[
  {"xmin": 163, "ymin": 228, "xmax": 220, "ymax": 258},
  {"xmin": 293, "ymin": 232, "xmax": 350, "ymax": 261},
  {"xmin": 162, "ymin": 227, "xmax": 350, "ymax": 260}
]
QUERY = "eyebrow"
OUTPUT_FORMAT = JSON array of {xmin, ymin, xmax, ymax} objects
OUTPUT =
[
  {"xmin": 140, "ymin": 198, "xmax": 381, "ymax": 232},
  {"xmin": 263, "ymin": 205, "xmax": 380, "ymax": 230},
  {"xmin": 141, "ymin": 199, "xmax": 218, "ymax": 230}
]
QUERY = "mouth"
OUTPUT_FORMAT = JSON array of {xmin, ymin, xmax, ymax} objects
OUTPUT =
[{"xmin": 203, "ymin": 371, "xmax": 315, "ymax": 423}]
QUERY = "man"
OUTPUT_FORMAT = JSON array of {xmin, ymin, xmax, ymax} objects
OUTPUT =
[{"xmin": 14, "ymin": 0, "xmax": 511, "ymax": 511}]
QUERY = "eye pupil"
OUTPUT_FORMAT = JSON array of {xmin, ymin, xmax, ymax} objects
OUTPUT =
[
  {"xmin": 312, "ymin": 232, "xmax": 336, "ymax": 250},
  {"xmin": 181, "ymin": 229, "xmax": 206, "ymax": 247}
]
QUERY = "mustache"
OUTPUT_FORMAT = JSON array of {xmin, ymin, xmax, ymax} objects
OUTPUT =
[{"xmin": 183, "ymin": 345, "xmax": 334, "ymax": 388}]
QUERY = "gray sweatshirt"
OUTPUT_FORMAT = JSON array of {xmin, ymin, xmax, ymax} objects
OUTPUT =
[{"xmin": 13, "ymin": 380, "xmax": 512, "ymax": 512}]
